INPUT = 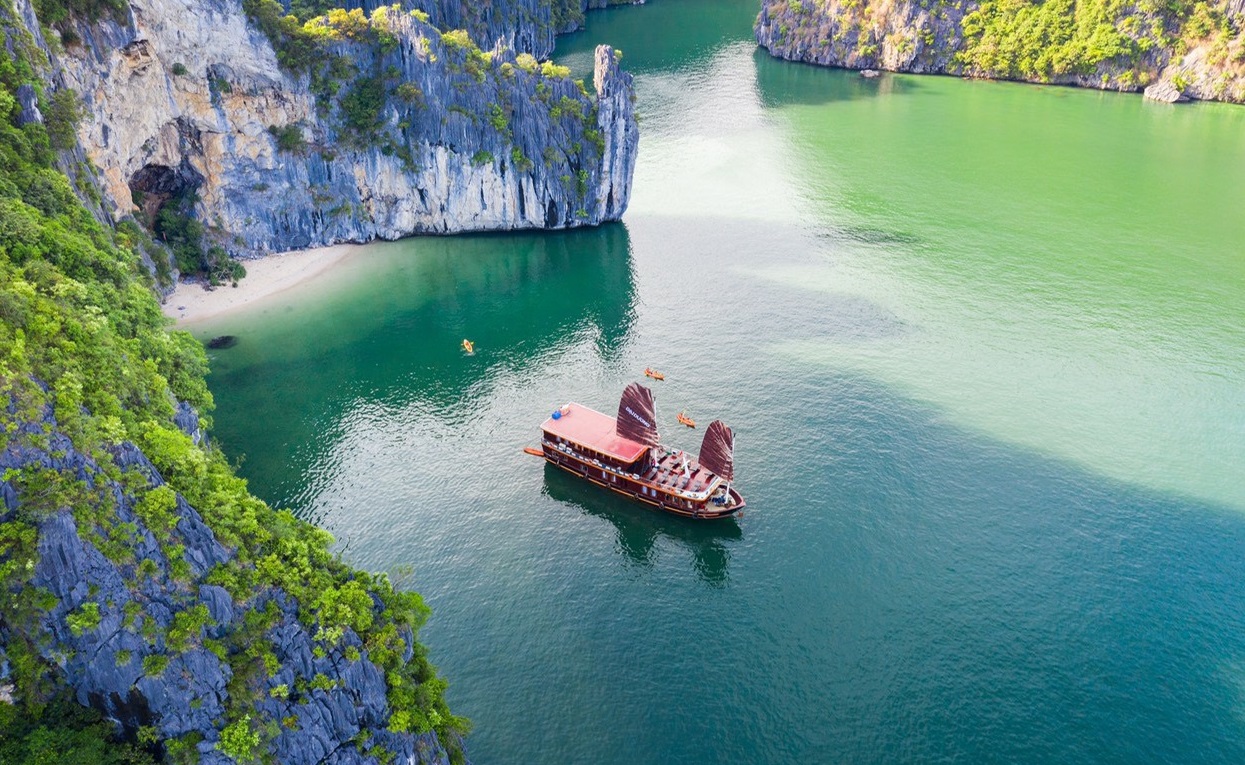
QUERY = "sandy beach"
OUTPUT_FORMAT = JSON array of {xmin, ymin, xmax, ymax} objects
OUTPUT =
[{"xmin": 162, "ymin": 243, "xmax": 364, "ymax": 325}]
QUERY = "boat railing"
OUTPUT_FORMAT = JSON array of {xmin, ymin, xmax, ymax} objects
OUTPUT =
[{"xmin": 542, "ymin": 437, "xmax": 717, "ymax": 501}]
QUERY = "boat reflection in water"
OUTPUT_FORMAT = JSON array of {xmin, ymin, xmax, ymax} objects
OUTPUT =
[{"xmin": 542, "ymin": 462, "xmax": 741, "ymax": 586}]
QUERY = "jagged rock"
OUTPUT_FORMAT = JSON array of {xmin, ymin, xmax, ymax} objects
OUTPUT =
[
  {"xmin": 1144, "ymin": 81, "xmax": 1189, "ymax": 103},
  {"xmin": 30, "ymin": 0, "xmax": 640, "ymax": 257},
  {"xmin": 173, "ymin": 400, "xmax": 206, "ymax": 445},
  {"xmin": 861, "ymin": 69, "xmax": 880, "ymax": 78},
  {"xmin": 755, "ymin": 0, "xmax": 970, "ymax": 74},
  {"xmin": 368, "ymin": 0, "xmax": 646, "ymax": 57},
  {"xmin": 593, "ymin": 45, "xmax": 639, "ymax": 223},
  {"xmin": 199, "ymin": 585, "xmax": 234, "ymax": 635},
  {"xmin": 15, "ymin": 84, "xmax": 41, "ymax": 125},
  {"xmin": 0, "ymin": 405, "xmax": 461, "ymax": 764}
]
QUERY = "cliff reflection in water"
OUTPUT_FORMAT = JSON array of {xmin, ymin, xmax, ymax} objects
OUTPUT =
[
  {"xmin": 751, "ymin": 47, "xmax": 910, "ymax": 109},
  {"xmin": 203, "ymin": 224, "xmax": 638, "ymax": 509},
  {"xmin": 542, "ymin": 463, "xmax": 740, "ymax": 586}
]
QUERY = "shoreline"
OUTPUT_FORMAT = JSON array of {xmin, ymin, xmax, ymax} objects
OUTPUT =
[{"xmin": 162, "ymin": 243, "xmax": 364, "ymax": 326}]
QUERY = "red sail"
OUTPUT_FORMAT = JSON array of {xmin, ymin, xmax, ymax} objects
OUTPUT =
[
  {"xmin": 698, "ymin": 420, "xmax": 734, "ymax": 481},
  {"xmin": 616, "ymin": 382, "xmax": 660, "ymax": 446}
]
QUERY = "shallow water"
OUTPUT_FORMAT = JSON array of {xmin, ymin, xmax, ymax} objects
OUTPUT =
[{"xmin": 196, "ymin": 1, "xmax": 1245, "ymax": 762}]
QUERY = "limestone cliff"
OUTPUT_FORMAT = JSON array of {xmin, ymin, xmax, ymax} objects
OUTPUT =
[
  {"xmin": 358, "ymin": 0, "xmax": 645, "ymax": 60},
  {"xmin": 2, "ymin": 7, "xmax": 476, "ymax": 757},
  {"xmin": 1, "ymin": 400, "xmax": 464, "ymax": 764},
  {"xmin": 26, "ymin": 0, "xmax": 639, "ymax": 257},
  {"xmin": 755, "ymin": 0, "xmax": 1245, "ymax": 104}
]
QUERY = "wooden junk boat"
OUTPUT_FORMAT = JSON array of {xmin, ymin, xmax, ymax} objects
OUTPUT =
[{"xmin": 536, "ymin": 383, "xmax": 744, "ymax": 519}]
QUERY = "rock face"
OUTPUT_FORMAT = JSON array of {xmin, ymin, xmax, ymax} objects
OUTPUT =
[
  {"xmin": 32, "ymin": 0, "xmax": 640, "ymax": 256},
  {"xmin": 1144, "ymin": 81, "xmax": 1190, "ymax": 102},
  {"xmin": 755, "ymin": 0, "xmax": 1245, "ymax": 104},
  {"xmin": 0, "ymin": 403, "xmax": 458, "ymax": 764},
  {"xmin": 357, "ymin": 0, "xmax": 646, "ymax": 59},
  {"xmin": 756, "ymin": 0, "xmax": 972, "ymax": 74},
  {"xmin": 13, "ymin": 83, "xmax": 41, "ymax": 126}
]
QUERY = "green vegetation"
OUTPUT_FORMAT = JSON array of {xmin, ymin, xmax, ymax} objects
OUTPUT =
[
  {"xmin": 170, "ymin": 62, "xmax": 188, "ymax": 76},
  {"xmin": 241, "ymin": 2, "xmax": 402, "ymax": 73},
  {"xmin": 150, "ymin": 190, "xmax": 244, "ymax": 283},
  {"xmin": 770, "ymin": 0, "xmax": 1243, "ymax": 93},
  {"xmin": 142, "ymin": 653, "xmax": 170, "ymax": 676},
  {"xmin": 218, "ymin": 714, "xmax": 262, "ymax": 762},
  {"xmin": 0, "ymin": 693, "xmax": 157, "ymax": 765},
  {"xmin": 65, "ymin": 602, "xmax": 100, "ymax": 636},
  {"xmin": 510, "ymin": 146, "xmax": 534, "ymax": 172},
  {"xmin": 42, "ymin": 89, "xmax": 80, "ymax": 151},
  {"xmin": 339, "ymin": 75, "xmax": 386, "ymax": 142},
  {"xmin": 957, "ymin": 0, "xmax": 1238, "ymax": 81},
  {"xmin": 0, "ymin": 14, "xmax": 468, "ymax": 760},
  {"xmin": 551, "ymin": 0, "xmax": 585, "ymax": 31},
  {"xmin": 166, "ymin": 604, "xmax": 213, "ymax": 652},
  {"xmin": 31, "ymin": 0, "xmax": 128, "ymax": 25},
  {"xmin": 268, "ymin": 123, "xmax": 307, "ymax": 153},
  {"xmin": 395, "ymin": 82, "xmax": 423, "ymax": 105},
  {"xmin": 241, "ymin": 0, "xmax": 323, "ymax": 72},
  {"xmin": 958, "ymin": 0, "xmax": 1146, "ymax": 79}
]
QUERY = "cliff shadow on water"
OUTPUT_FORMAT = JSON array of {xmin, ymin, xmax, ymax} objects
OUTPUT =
[
  {"xmin": 751, "ymin": 48, "xmax": 925, "ymax": 108},
  {"xmin": 202, "ymin": 224, "xmax": 637, "ymax": 499},
  {"xmin": 554, "ymin": 0, "xmax": 763, "ymax": 76},
  {"xmin": 541, "ymin": 462, "xmax": 740, "ymax": 586}
]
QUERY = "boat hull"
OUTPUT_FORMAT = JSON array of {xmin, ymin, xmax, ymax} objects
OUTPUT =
[{"xmin": 542, "ymin": 443, "xmax": 744, "ymax": 520}]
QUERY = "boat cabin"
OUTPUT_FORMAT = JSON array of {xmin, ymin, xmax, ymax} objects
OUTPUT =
[{"xmin": 537, "ymin": 392, "xmax": 743, "ymax": 519}]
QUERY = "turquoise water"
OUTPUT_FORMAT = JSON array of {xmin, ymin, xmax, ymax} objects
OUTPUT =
[{"xmin": 196, "ymin": 1, "xmax": 1245, "ymax": 762}]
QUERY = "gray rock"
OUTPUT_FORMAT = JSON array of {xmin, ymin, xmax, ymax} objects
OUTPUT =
[
  {"xmin": 173, "ymin": 401, "xmax": 205, "ymax": 446},
  {"xmin": 198, "ymin": 584, "xmax": 235, "ymax": 635},
  {"xmin": 15, "ymin": 84, "xmax": 42, "ymax": 125},
  {"xmin": 1144, "ymin": 81, "xmax": 1189, "ymax": 103}
]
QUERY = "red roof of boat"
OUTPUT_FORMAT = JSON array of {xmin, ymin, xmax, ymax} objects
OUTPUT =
[{"xmin": 541, "ymin": 403, "xmax": 649, "ymax": 464}]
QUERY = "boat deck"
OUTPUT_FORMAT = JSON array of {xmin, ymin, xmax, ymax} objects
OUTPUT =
[
  {"xmin": 538, "ymin": 399, "xmax": 743, "ymax": 518},
  {"xmin": 648, "ymin": 449, "xmax": 720, "ymax": 497}
]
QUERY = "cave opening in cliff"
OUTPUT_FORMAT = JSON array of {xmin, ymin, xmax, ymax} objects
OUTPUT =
[
  {"xmin": 128, "ymin": 162, "xmax": 228, "ymax": 278},
  {"xmin": 129, "ymin": 163, "xmax": 199, "ymax": 225}
]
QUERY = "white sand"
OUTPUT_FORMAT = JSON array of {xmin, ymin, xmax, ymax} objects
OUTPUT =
[{"xmin": 162, "ymin": 243, "xmax": 363, "ymax": 325}]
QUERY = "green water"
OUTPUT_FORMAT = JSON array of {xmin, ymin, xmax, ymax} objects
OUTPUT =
[{"xmin": 197, "ymin": 1, "xmax": 1245, "ymax": 762}]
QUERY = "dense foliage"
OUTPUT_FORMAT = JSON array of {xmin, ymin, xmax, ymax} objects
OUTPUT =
[
  {"xmin": 31, "ymin": 0, "xmax": 128, "ymax": 25},
  {"xmin": 148, "ymin": 190, "xmax": 243, "ymax": 284},
  {"xmin": 0, "ymin": 694, "xmax": 157, "ymax": 765},
  {"xmin": 956, "ymin": 0, "xmax": 1239, "ymax": 82},
  {"xmin": 0, "ymin": 9, "xmax": 467, "ymax": 761},
  {"xmin": 764, "ymin": 0, "xmax": 1245, "ymax": 95}
]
